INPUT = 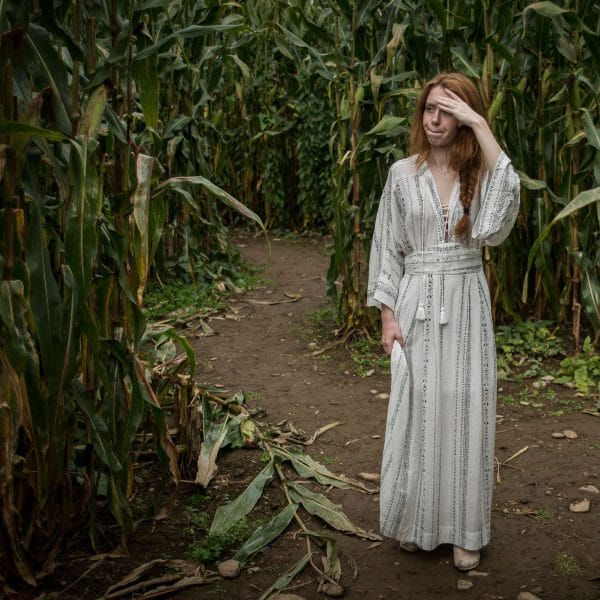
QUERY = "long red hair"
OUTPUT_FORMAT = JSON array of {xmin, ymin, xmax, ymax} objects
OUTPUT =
[{"xmin": 409, "ymin": 73, "xmax": 486, "ymax": 240}]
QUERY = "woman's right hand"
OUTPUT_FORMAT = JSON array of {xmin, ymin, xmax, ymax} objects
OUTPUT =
[{"xmin": 381, "ymin": 305, "xmax": 404, "ymax": 355}]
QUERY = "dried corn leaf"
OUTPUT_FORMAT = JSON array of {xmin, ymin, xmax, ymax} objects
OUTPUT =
[
  {"xmin": 135, "ymin": 575, "xmax": 211, "ymax": 599},
  {"xmin": 209, "ymin": 461, "xmax": 275, "ymax": 536},
  {"xmin": 304, "ymin": 421, "xmax": 342, "ymax": 445},
  {"xmin": 287, "ymin": 482, "xmax": 382, "ymax": 541},
  {"xmin": 272, "ymin": 446, "xmax": 375, "ymax": 493},
  {"xmin": 103, "ymin": 559, "xmax": 168, "ymax": 596}
]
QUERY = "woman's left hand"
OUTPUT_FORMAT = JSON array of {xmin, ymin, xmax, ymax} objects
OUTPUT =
[{"xmin": 436, "ymin": 89, "xmax": 483, "ymax": 129}]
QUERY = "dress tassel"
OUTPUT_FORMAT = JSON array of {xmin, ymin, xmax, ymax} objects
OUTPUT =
[{"xmin": 440, "ymin": 306, "xmax": 448, "ymax": 325}]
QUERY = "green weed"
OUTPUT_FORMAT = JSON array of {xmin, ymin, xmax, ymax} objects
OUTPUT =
[
  {"xmin": 348, "ymin": 337, "xmax": 390, "ymax": 376},
  {"xmin": 496, "ymin": 320, "xmax": 565, "ymax": 381},
  {"xmin": 555, "ymin": 551, "xmax": 582, "ymax": 576},
  {"xmin": 144, "ymin": 264, "xmax": 263, "ymax": 321},
  {"xmin": 188, "ymin": 493, "xmax": 210, "ymax": 508},
  {"xmin": 187, "ymin": 510, "xmax": 252, "ymax": 564},
  {"xmin": 320, "ymin": 455, "xmax": 338, "ymax": 464},
  {"xmin": 554, "ymin": 337, "xmax": 600, "ymax": 394},
  {"xmin": 533, "ymin": 509, "xmax": 553, "ymax": 523}
]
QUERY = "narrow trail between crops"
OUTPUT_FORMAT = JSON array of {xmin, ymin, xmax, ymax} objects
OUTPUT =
[{"xmin": 189, "ymin": 234, "xmax": 600, "ymax": 600}]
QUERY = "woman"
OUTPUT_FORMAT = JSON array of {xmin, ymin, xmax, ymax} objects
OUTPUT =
[{"xmin": 367, "ymin": 72, "xmax": 520, "ymax": 571}]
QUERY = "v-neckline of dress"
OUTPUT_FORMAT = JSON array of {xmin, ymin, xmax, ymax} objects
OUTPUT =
[{"xmin": 425, "ymin": 167, "xmax": 460, "ymax": 242}]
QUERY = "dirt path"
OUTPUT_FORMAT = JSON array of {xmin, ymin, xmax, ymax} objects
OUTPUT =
[
  {"xmin": 39, "ymin": 235, "xmax": 600, "ymax": 600},
  {"xmin": 190, "ymin": 236, "xmax": 600, "ymax": 600}
]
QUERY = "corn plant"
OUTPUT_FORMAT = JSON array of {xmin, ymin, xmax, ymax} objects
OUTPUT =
[{"xmin": 0, "ymin": 0, "xmax": 262, "ymax": 591}]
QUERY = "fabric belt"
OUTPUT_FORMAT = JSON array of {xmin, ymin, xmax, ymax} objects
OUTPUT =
[{"xmin": 404, "ymin": 247, "xmax": 482, "ymax": 275}]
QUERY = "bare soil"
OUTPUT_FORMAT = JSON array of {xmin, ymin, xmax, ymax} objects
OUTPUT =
[{"xmin": 40, "ymin": 234, "xmax": 600, "ymax": 600}]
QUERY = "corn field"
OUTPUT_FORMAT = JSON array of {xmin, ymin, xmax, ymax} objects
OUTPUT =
[{"xmin": 1, "ymin": 0, "xmax": 599, "ymax": 593}]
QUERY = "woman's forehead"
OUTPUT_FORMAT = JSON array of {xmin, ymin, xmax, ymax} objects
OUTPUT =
[{"xmin": 425, "ymin": 85, "xmax": 451, "ymax": 104}]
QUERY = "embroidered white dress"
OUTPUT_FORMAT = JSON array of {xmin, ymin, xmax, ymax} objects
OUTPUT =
[{"xmin": 367, "ymin": 152, "xmax": 520, "ymax": 551}]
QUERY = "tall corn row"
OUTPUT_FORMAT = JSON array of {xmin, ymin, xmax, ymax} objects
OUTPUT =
[
  {"xmin": 0, "ymin": 0, "xmax": 261, "ymax": 591},
  {"xmin": 285, "ymin": 0, "xmax": 600, "ymax": 343}
]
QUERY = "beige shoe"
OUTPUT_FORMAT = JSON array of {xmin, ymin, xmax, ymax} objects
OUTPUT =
[
  {"xmin": 453, "ymin": 546, "xmax": 480, "ymax": 571},
  {"xmin": 399, "ymin": 541, "xmax": 420, "ymax": 552}
]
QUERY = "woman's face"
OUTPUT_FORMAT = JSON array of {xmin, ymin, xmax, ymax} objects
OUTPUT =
[{"xmin": 422, "ymin": 85, "xmax": 461, "ymax": 149}]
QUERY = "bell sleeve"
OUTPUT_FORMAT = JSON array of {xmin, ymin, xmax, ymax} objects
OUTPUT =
[
  {"xmin": 367, "ymin": 167, "xmax": 405, "ymax": 310},
  {"xmin": 472, "ymin": 151, "xmax": 521, "ymax": 247}
]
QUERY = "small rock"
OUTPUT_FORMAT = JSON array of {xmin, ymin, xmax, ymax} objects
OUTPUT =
[
  {"xmin": 563, "ymin": 429, "xmax": 578, "ymax": 439},
  {"xmin": 370, "ymin": 389, "xmax": 378, "ymax": 395},
  {"xmin": 569, "ymin": 499, "xmax": 590, "ymax": 513},
  {"xmin": 541, "ymin": 375, "xmax": 555, "ymax": 382},
  {"xmin": 246, "ymin": 566, "xmax": 261, "ymax": 574},
  {"xmin": 375, "ymin": 393, "xmax": 389, "ymax": 400},
  {"xmin": 321, "ymin": 581, "xmax": 345, "ymax": 597},
  {"xmin": 551, "ymin": 432, "xmax": 565, "ymax": 439},
  {"xmin": 276, "ymin": 595, "xmax": 306, "ymax": 600},
  {"xmin": 358, "ymin": 472, "xmax": 380, "ymax": 482},
  {"xmin": 579, "ymin": 484, "xmax": 600, "ymax": 494},
  {"xmin": 457, "ymin": 579, "xmax": 474, "ymax": 590},
  {"xmin": 517, "ymin": 592, "xmax": 542, "ymax": 600},
  {"xmin": 217, "ymin": 559, "xmax": 241, "ymax": 579}
]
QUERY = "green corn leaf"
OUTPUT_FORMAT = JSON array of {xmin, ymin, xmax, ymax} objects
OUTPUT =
[
  {"xmin": 581, "ymin": 108, "xmax": 600, "ymax": 150},
  {"xmin": 0, "ymin": 119, "xmax": 63, "ymax": 140},
  {"xmin": 133, "ymin": 40, "xmax": 159, "ymax": 131},
  {"xmin": 257, "ymin": 552, "xmax": 311, "ymax": 600},
  {"xmin": 103, "ymin": 103, "xmax": 127, "ymax": 143},
  {"xmin": 232, "ymin": 503, "xmax": 298, "ymax": 565},
  {"xmin": 152, "ymin": 175, "xmax": 264, "ymax": 230},
  {"xmin": 24, "ymin": 24, "xmax": 71, "ymax": 133},
  {"xmin": 196, "ymin": 397, "xmax": 244, "ymax": 487},
  {"xmin": 324, "ymin": 537, "xmax": 343, "ymax": 581},
  {"xmin": 356, "ymin": 0, "xmax": 388, "ymax": 30},
  {"xmin": 74, "ymin": 384, "xmax": 123, "ymax": 473},
  {"xmin": 25, "ymin": 198, "xmax": 61, "ymax": 371},
  {"xmin": 580, "ymin": 264, "xmax": 600, "ymax": 331},
  {"xmin": 209, "ymin": 461, "xmax": 275, "ymax": 536},
  {"xmin": 286, "ymin": 482, "xmax": 382, "ymax": 541},
  {"xmin": 133, "ymin": 23, "xmax": 243, "ymax": 63},
  {"xmin": 450, "ymin": 48, "xmax": 480, "ymax": 79},
  {"xmin": 517, "ymin": 171, "xmax": 560, "ymax": 202},
  {"xmin": 363, "ymin": 115, "xmax": 406, "ymax": 138},
  {"xmin": 523, "ymin": 187, "xmax": 600, "ymax": 302},
  {"xmin": 64, "ymin": 137, "xmax": 98, "ymax": 297},
  {"xmin": 108, "ymin": 471, "xmax": 134, "ymax": 543},
  {"xmin": 273, "ymin": 23, "xmax": 332, "ymax": 80}
]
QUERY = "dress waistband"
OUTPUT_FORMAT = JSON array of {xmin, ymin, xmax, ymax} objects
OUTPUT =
[{"xmin": 404, "ymin": 247, "xmax": 482, "ymax": 275}]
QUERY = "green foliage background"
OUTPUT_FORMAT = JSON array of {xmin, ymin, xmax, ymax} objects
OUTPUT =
[{"xmin": 1, "ymin": 0, "xmax": 599, "ymax": 592}]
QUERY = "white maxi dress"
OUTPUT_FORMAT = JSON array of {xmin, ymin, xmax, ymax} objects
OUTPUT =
[{"xmin": 367, "ymin": 152, "xmax": 520, "ymax": 551}]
